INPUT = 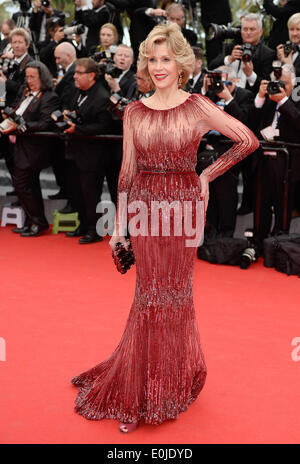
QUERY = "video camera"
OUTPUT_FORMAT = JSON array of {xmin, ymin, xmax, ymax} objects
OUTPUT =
[
  {"xmin": 283, "ymin": 41, "xmax": 298, "ymax": 57},
  {"xmin": 0, "ymin": 106, "xmax": 27, "ymax": 134},
  {"xmin": 51, "ymin": 109, "xmax": 82, "ymax": 131},
  {"xmin": 207, "ymin": 23, "xmax": 241, "ymax": 41}
]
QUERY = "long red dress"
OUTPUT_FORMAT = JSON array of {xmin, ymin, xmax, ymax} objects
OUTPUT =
[{"xmin": 71, "ymin": 93, "xmax": 259, "ymax": 424}]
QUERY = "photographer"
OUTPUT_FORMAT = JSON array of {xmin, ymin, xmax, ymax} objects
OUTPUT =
[
  {"xmin": 199, "ymin": 66, "xmax": 254, "ymax": 237},
  {"xmin": 249, "ymin": 64, "xmax": 300, "ymax": 251},
  {"xmin": 39, "ymin": 17, "xmax": 70, "ymax": 77},
  {"xmin": 4, "ymin": 61, "xmax": 60, "ymax": 237},
  {"xmin": 108, "ymin": 0, "xmax": 157, "ymax": 59},
  {"xmin": 30, "ymin": 0, "xmax": 65, "ymax": 44},
  {"xmin": 89, "ymin": 22, "xmax": 118, "ymax": 59},
  {"xmin": 166, "ymin": 3, "xmax": 197, "ymax": 46},
  {"xmin": 74, "ymin": 0, "xmax": 122, "ymax": 54},
  {"xmin": 185, "ymin": 46, "xmax": 206, "ymax": 93},
  {"xmin": 276, "ymin": 12, "xmax": 300, "ymax": 77},
  {"xmin": 264, "ymin": 0, "xmax": 300, "ymax": 49},
  {"xmin": 62, "ymin": 57, "xmax": 113, "ymax": 244},
  {"xmin": 210, "ymin": 13, "xmax": 275, "ymax": 95},
  {"xmin": 104, "ymin": 43, "xmax": 135, "ymax": 97}
]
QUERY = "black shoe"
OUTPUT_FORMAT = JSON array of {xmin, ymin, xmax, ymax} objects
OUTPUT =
[
  {"xmin": 6, "ymin": 190, "xmax": 17, "ymax": 196},
  {"xmin": 59, "ymin": 202, "xmax": 77, "ymax": 214},
  {"xmin": 66, "ymin": 225, "xmax": 86, "ymax": 237},
  {"xmin": 79, "ymin": 233, "xmax": 103, "ymax": 244},
  {"xmin": 12, "ymin": 225, "xmax": 31, "ymax": 234},
  {"xmin": 48, "ymin": 189, "xmax": 67, "ymax": 200},
  {"xmin": 20, "ymin": 224, "xmax": 49, "ymax": 237}
]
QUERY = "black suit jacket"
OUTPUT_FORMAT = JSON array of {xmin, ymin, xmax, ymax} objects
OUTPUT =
[
  {"xmin": 55, "ymin": 62, "xmax": 76, "ymax": 110},
  {"xmin": 293, "ymin": 52, "xmax": 300, "ymax": 77},
  {"xmin": 75, "ymin": 5, "xmax": 111, "ymax": 54},
  {"xmin": 264, "ymin": 0, "xmax": 300, "ymax": 49},
  {"xmin": 209, "ymin": 40, "xmax": 275, "ymax": 94},
  {"xmin": 200, "ymin": 0, "xmax": 232, "ymax": 29},
  {"xmin": 249, "ymin": 94, "xmax": 300, "ymax": 181},
  {"xmin": 13, "ymin": 89, "xmax": 60, "ymax": 170},
  {"xmin": 5, "ymin": 54, "xmax": 34, "ymax": 106},
  {"xmin": 109, "ymin": 0, "xmax": 155, "ymax": 58},
  {"xmin": 66, "ymin": 80, "xmax": 113, "ymax": 171},
  {"xmin": 117, "ymin": 69, "xmax": 136, "ymax": 97}
]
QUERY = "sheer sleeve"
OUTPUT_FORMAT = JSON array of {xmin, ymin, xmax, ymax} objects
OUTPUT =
[
  {"xmin": 114, "ymin": 102, "xmax": 138, "ymax": 236},
  {"xmin": 196, "ymin": 95, "xmax": 260, "ymax": 183}
]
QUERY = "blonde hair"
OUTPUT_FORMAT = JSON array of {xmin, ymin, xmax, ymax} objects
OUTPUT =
[
  {"xmin": 99, "ymin": 23, "xmax": 118, "ymax": 44},
  {"xmin": 138, "ymin": 22, "xmax": 195, "ymax": 87},
  {"xmin": 288, "ymin": 13, "xmax": 300, "ymax": 28}
]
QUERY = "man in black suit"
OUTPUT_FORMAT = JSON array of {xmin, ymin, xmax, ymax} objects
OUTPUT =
[
  {"xmin": 108, "ymin": 0, "xmax": 156, "ymax": 59},
  {"xmin": 74, "ymin": 0, "xmax": 112, "ymax": 54},
  {"xmin": 166, "ymin": 3, "xmax": 197, "ymax": 46},
  {"xmin": 264, "ymin": 0, "xmax": 300, "ymax": 49},
  {"xmin": 185, "ymin": 46, "xmax": 205, "ymax": 93},
  {"xmin": 276, "ymin": 12, "xmax": 300, "ymax": 77},
  {"xmin": 209, "ymin": 13, "xmax": 275, "ymax": 95},
  {"xmin": 200, "ymin": 0, "xmax": 232, "ymax": 65},
  {"xmin": 249, "ymin": 64, "xmax": 300, "ymax": 250},
  {"xmin": 104, "ymin": 43, "xmax": 135, "ymax": 97},
  {"xmin": 199, "ymin": 66, "xmax": 254, "ymax": 237},
  {"xmin": 7, "ymin": 61, "xmax": 60, "ymax": 237},
  {"xmin": 63, "ymin": 57, "xmax": 113, "ymax": 244},
  {"xmin": 30, "ymin": 0, "xmax": 65, "ymax": 45},
  {"xmin": 47, "ymin": 42, "xmax": 78, "ymax": 204}
]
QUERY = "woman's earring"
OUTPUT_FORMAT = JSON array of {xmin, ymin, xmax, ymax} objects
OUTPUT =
[{"xmin": 178, "ymin": 72, "xmax": 184, "ymax": 89}]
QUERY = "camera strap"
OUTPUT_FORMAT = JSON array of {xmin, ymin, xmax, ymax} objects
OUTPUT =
[{"xmin": 76, "ymin": 93, "xmax": 88, "ymax": 108}]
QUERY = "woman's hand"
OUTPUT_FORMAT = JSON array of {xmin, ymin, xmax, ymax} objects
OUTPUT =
[
  {"xmin": 199, "ymin": 172, "xmax": 209, "ymax": 213},
  {"xmin": 109, "ymin": 233, "xmax": 129, "ymax": 251}
]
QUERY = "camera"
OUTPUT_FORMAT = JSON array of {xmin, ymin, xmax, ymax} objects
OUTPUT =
[
  {"xmin": 109, "ymin": 93, "xmax": 135, "ymax": 120},
  {"xmin": 239, "ymin": 43, "xmax": 255, "ymax": 62},
  {"xmin": 99, "ymin": 60, "xmax": 122, "ymax": 79},
  {"xmin": 283, "ymin": 41, "xmax": 298, "ymax": 57},
  {"xmin": 272, "ymin": 60, "xmax": 282, "ymax": 80},
  {"xmin": 51, "ymin": 109, "xmax": 82, "ymax": 131},
  {"xmin": 0, "ymin": 58, "xmax": 11, "ymax": 75},
  {"xmin": 207, "ymin": 23, "xmax": 241, "ymax": 41},
  {"xmin": 240, "ymin": 229, "xmax": 258, "ymax": 270},
  {"xmin": 13, "ymin": 0, "xmax": 31, "ymax": 11},
  {"xmin": 0, "ymin": 106, "xmax": 27, "ymax": 134},
  {"xmin": 42, "ymin": 0, "xmax": 50, "ymax": 7},
  {"xmin": 63, "ymin": 24, "xmax": 85, "ymax": 36},
  {"xmin": 205, "ymin": 69, "xmax": 224, "ymax": 93},
  {"xmin": 267, "ymin": 79, "xmax": 285, "ymax": 95},
  {"xmin": 92, "ymin": 45, "xmax": 117, "ymax": 63}
]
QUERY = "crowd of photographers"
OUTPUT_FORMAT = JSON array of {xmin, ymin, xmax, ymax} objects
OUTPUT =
[{"xmin": 0, "ymin": 0, "xmax": 299, "ymax": 254}]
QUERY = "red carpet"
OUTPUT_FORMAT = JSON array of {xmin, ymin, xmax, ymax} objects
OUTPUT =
[{"xmin": 0, "ymin": 225, "xmax": 300, "ymax": 444}]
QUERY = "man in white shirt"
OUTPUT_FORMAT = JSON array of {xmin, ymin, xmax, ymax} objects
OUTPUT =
[
  {"xmin": 104, "ymin": 44, "xmax": 135, "ymax": 97},
  {"xmin": 210, "ymin": 13, "xmax": 275, "ymax": 94}
]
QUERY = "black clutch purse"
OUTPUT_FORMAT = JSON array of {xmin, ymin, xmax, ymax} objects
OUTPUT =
[{"xmin": 112, "ymin": 241, "xmax": 135, "ymax": 274}]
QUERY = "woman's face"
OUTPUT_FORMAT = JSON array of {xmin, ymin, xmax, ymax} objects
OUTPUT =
[
  {"xmin": 147, "ymin": 42, "xmax": 180, "ymax": 90},
  {"xmin": 25, "ymin": 67, "xmax": 41, "ymax": 92},
  {"xmin": 100, "ymin": 27, "xmax": 115, "ymax": 48}
]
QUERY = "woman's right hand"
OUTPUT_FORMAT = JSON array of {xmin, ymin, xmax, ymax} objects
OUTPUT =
[{"xmin": 109, "ymin": 234, "xmax": 129, "ymax": 251}]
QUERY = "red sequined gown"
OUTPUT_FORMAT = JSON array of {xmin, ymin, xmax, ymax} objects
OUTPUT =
[{"xmin": 71, "ymin": 94, "xmax": 259, "ymax": 424}]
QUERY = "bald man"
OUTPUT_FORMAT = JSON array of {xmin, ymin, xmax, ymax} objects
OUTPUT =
[
  {"xmin": 54, "ymin": 42, "xmax": 77, "ymax": 110},
  {"xmin": 48, "ymin": 42, "xmax": 78, "ymax": 203}
]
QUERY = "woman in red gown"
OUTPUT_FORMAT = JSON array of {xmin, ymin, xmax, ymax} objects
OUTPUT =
[{"xmin": 71, "ymin": 22, "xmax": 259, "ymax": 433}]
